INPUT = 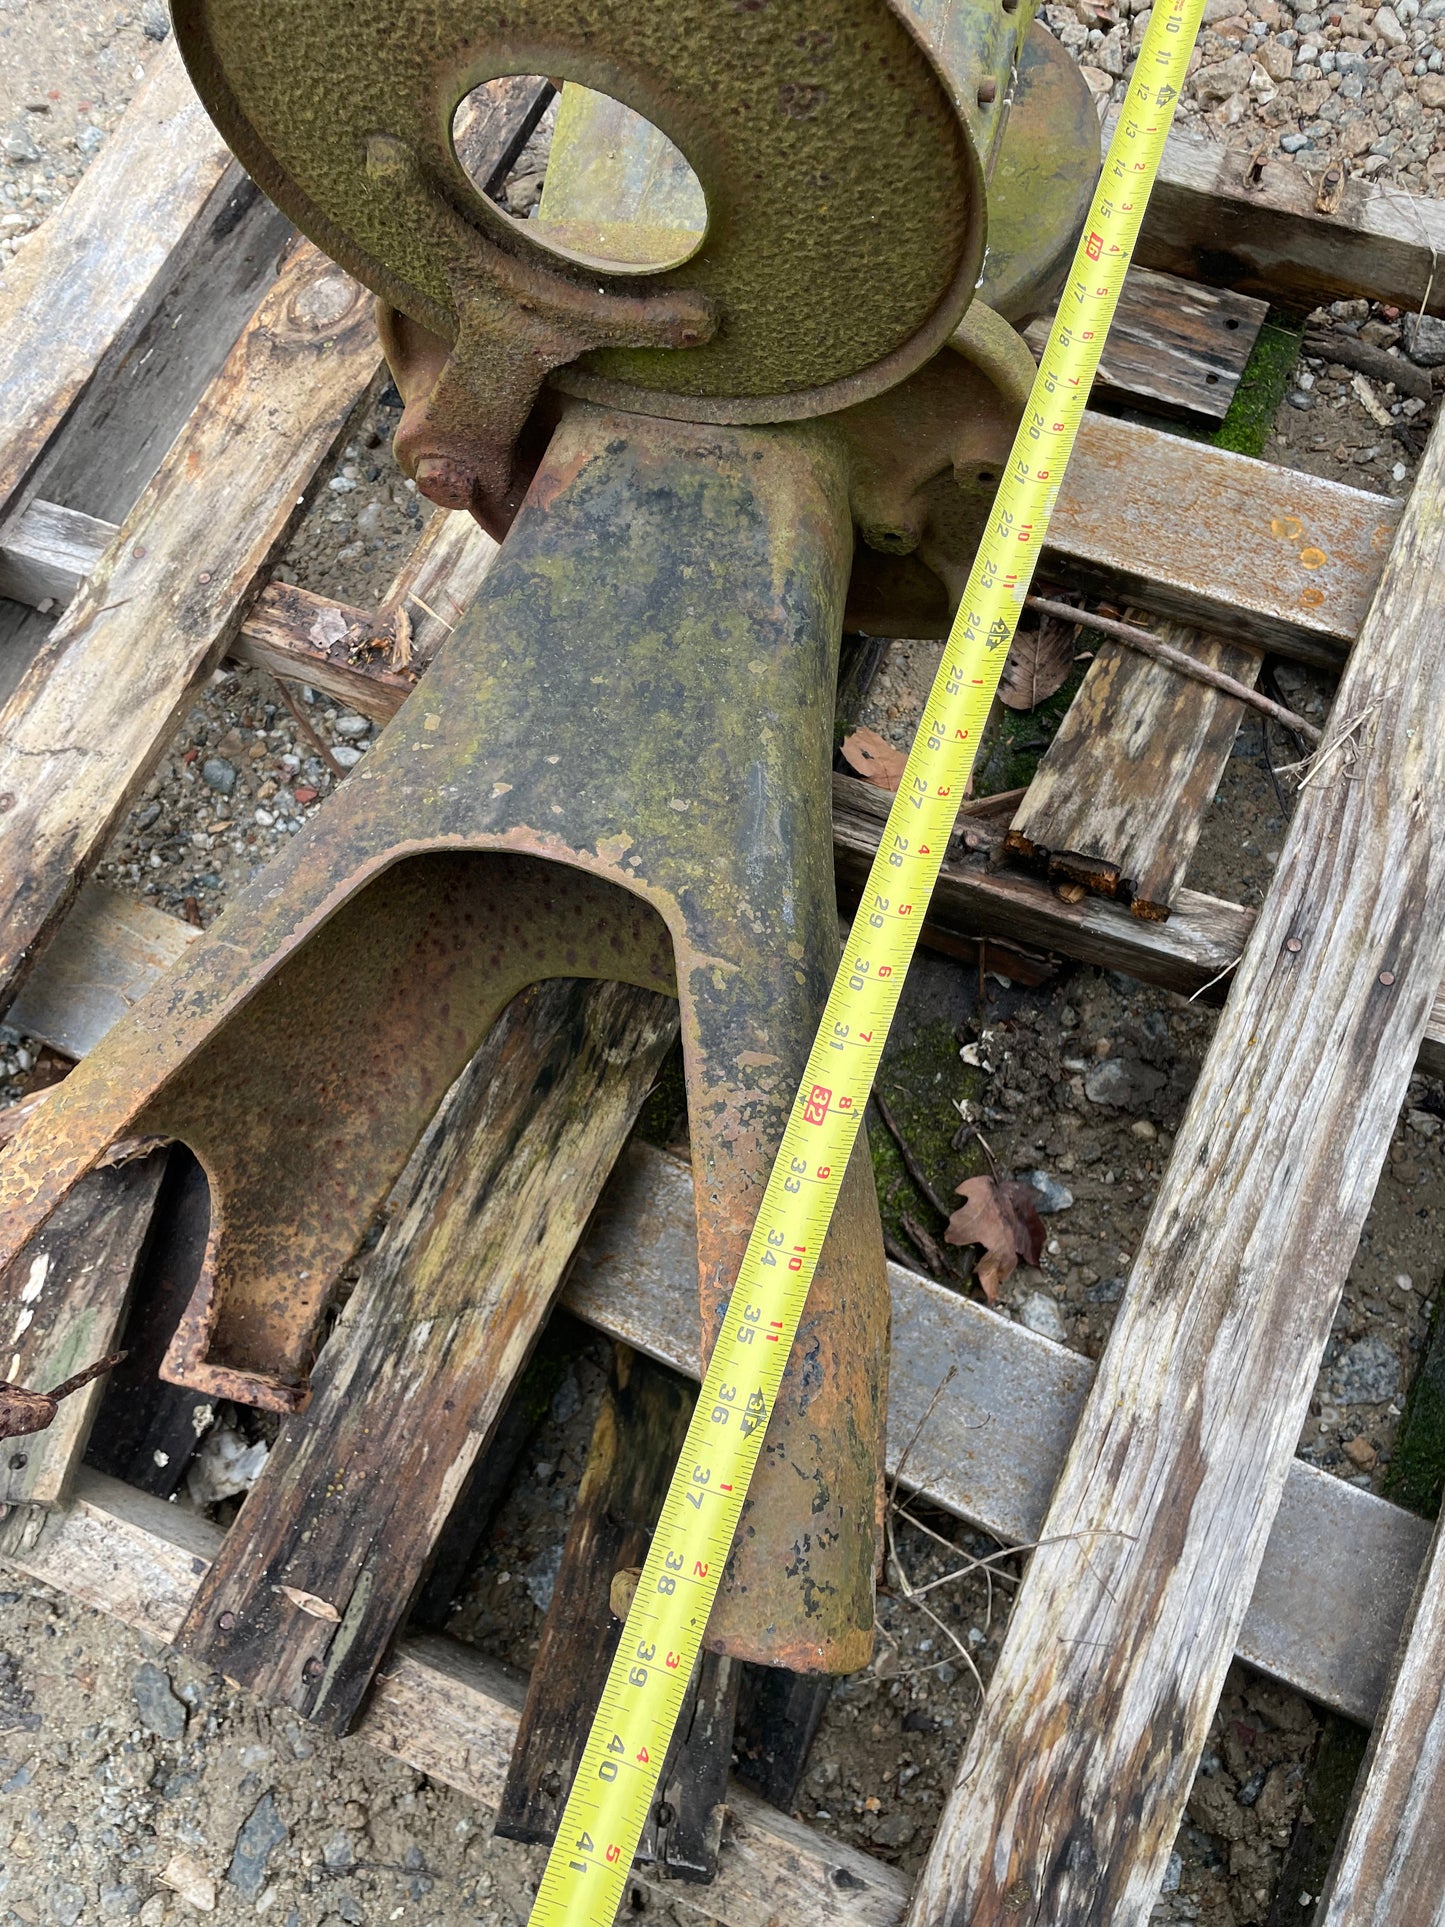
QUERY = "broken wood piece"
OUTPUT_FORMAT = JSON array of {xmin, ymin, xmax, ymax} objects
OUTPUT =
[
  {"xmin": 1024, "ymin": 265, "xmax": 1266, "ymax": 421},
  {"xmin": 904, "ymin": 408, "xmax": 1445, "ymax": 1926},
  {"xmin": 497, "ymin": 1343, "xmax": 738, "ymax": 1886},
  {"xmin": 0, "ymin": 240, "xmax": 377, "ymax": 1014},
  {"xmin": 1025, "ymin": 594, "xmax": 1321, "ymax": 743},
  {"xmin": 175, "ymin": 977, "xmax": 677, "ymax": 1733},
  {"xmin": 0, "ymin": 1153, "xmax": 168, "ymax": 1514},
  {"xmin": 1005, "ymin": 621, "xmax": 1266, "ymax": 920}
]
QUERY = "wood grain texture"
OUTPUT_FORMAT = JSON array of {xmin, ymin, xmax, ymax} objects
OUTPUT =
[
  {"xmin": 5, "ymin": 1470, "xmax": 910, "ymax": 1927},
  {"xmin": 0, "ymin": 41, "xmax": 234, "ymax": 519},
  {"xmin": 1025, "ymin": 267, "xmax": 1266, "ymax": 422},
  {"xmin": 6, "ymin": 881, "xmax": 196, "ymax": 1058},
  {"xmin": 1316, "ymin": 1517, "xmax": 1445, "ymax": 1927},
  {"xmin": 0, "ymin": 500, "xmax": 113, "ymax": 610},
  {"xmin": 0, "ymin": 241, "xmax": 376, "ymax": 1010},
  {"xmin": 1051, "ymin": 413, "xmax": 1397, "ymax": 668},
  {"xmin": 1004, "ymin": 627, "xmax": 1263, "ymax": 919},
  {"xmin": 0, "ymin": 1153, "xmax": 167, "ymax": 1513},
  {"xmin": 1132, "ymin": 118, "xmax": 1445, "ymax": 319},
  {"xmin": 175, "ymin": 977, "xmax": 677, "ymax": 1733},
  {"xmin": 903, "ymin": 414, "xmax": 1445, "ymax": 1927},
  {"xmin": 567, "ymin": 1141, "xmax": 1434, "ymax": 1728},
  {"xmin": 497, "ymin": 1345, "xmax": 694, "ymax": 1845}
]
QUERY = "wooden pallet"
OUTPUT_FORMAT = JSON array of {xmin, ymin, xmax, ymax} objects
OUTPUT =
[{"xmin": 3, "ymin": 42, "xmax": 1445, "ymax": 1926}]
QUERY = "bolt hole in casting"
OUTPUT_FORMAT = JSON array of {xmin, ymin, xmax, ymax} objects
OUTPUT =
[{"xmin": 453, "ymin": 76, "xmax": 708, "ymax": 275}]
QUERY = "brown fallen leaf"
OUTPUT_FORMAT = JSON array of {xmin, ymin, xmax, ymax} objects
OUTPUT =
[
  {"xmin": 274, "ymin": 1584, "xmax": 342, "ymax": 1622},
  {"xmin": 841, "ymin": 726, "xmax": 906, "ymax": 792},
  {"xmin": 944, "ymin": 1176, "xmax": 1047, "ymax": 1301},
  {"xmin": 999, "ymin": 613, "xmax": 1078, "ymax": 711}
]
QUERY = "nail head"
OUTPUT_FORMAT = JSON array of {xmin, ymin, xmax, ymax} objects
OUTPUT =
[
  {"xmin": 218, "ymin": 1610, "xmax": 236, "ymax": 1630},
  {"xmin": 198, "ymin": 571, "xmax": 212, "ymax": 584},
  {"xmin": 1286, "ymin": 937, "xmax": 1301, "ymax": 953},
  {"xmin": 1379, "ymin": 970, "xmax": 1396, "ymax": 986},
  {"xmin": 303, "ymin": 1657, "xmax": 324, "ymax": 1680}
]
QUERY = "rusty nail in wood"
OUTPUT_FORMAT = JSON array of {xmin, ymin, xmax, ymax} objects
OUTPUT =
[
  {"xmin": 1286, "ymin": 937, "xmax": 1302, "ymax": 953},
  {"xmin": 218, "ymin": 1610, "xmax": 236, "ymax": 1630},
  {"xmin": 1380, "ymin": 970, "xmax": 1396, "ymax": 986},
  {"xmin": 198, "ymin": 572, "xmax": 212, "ymax": 584},
  {"xmin": 132, "ymin": 545, "xmax": 146, "ymax": 559},
  {"xmin": 0, "ymin": 795, "xmax": 14, "ymax": 812},
  {"xmin": 303, "ymin": 1657, "xmax": 324, "ymax": 1680}
]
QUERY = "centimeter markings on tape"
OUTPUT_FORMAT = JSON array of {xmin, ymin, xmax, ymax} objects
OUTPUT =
[{"xmin": 529, "ymin": 4, "xmax": 1205, "ymax": 1919}]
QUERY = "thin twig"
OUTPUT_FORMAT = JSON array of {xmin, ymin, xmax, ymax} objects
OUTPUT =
[
  {"xmin": 1276, "ymin": 697, "xmax": 1382, "ymax": 790},
  {"xmin": 1026, "ymin": 595, "xmax": 1322, "ymax": 745},
  {"xmin": 275, "ymin": 678, "xmax": 346, "ymax": 779},
  {"xmin": 407, "ymin": 590, "xmax": 455, "ymax": 632},
  {"xmin": 871, "ymin": 1090, "xmax": 953, "ymax": 1221},
  {"xmin": 1189, "ymin": 955, "xmax": 1240, "ymax": 1004},
  {"xmin": 889, "ymin": 1366, "xmax": 960, "ymax": 1502}
]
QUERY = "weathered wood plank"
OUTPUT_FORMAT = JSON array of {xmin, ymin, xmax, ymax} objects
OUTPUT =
[
  {"xmin": 1316, "ymin": 1517, "xmax": 1445, "ymax": 1927},
  {"xmin": 904, "ymin": 413, "xmax": 1445, "ymax": 1926},
  {"xmin": 17, "ymin": 171, "xmax": 294, "ymax": 530},
  {"xmin": 566, "ymin": 1140, "xmax": 1435, "ymax": 1729},
  {"xmin": 0, "ymin": 1153, "xmax": 168, "ymax": 1513},
  {"xmin": 1004, "ymin": 627, "xmax": 1263, "ymax": 919},
  {"xmin": 1051, "ymin": 412, "xmax": 1397, "ymax": 668},
  {"xmin": 0, "ymin": 500, "xmax": 114, "ymax": 610},
  {"xmin": 1024, "ymin": 266, "xmax": 1266, "ymax": 422},
  {"xmin": 0, "ymin": 242, "xmax": 376, "ymax": 1011},
  {"xmin": 0, "ymin": 42, "xmax": 235, "ymax": 519},
  {"xmin": 6, "ymin": 881, "xmax": 197, "ymax": 1058},
  {"xmin": 5, "ymin": 1470, "xmax": 910, "ymax": 1927},
  {"xmin": 229, "ymin": 580, "xmax": 417, "ymax": 723},
  {"xmin": 176, "ymin": 978, "xmax": 677, "ymax": 1733},
  {"xmin": 1132, "ymin": 117, "xmax": 1445, "ymax": 319}
]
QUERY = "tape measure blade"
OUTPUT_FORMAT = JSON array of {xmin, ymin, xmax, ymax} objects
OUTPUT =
[{"xmin": 528, "ymin": 5, "xmax": 1205, "ymax": 1916}]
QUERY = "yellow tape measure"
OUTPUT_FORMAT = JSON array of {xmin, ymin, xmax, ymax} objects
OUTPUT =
[{"xmin": 529, "ymin": 7, "xmax": 1204, "ymax": 1918}]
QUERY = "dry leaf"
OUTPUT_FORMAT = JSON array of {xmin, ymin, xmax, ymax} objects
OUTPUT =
[
  {"xmin": 390, "ymin": 604, "xmax": 414, "ymax": 670},
  {"xmin": 309, "ymin": 606, "xmax": 349, "ymax": 650},
  {"xmin": 841, "ymin": 726, "xmax": 906, "ymax": 792},
  {"xmin": 999, "ymin": 614, "xmax": 1077, "ymax": 711},
  {"xmin": 944, "ymin": 1176, "xmax": 1047, "ymax": 1301}
]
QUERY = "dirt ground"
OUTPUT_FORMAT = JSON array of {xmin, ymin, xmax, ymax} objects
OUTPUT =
[{"xmin": 3, "ymin": 3, "xmax": 1445, "ymax": 1925}]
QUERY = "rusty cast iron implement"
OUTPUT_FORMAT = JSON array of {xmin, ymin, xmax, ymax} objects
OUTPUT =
[{"xmin": 0, "ymin": 1, "xmax": 1098, "ymax": 1678}]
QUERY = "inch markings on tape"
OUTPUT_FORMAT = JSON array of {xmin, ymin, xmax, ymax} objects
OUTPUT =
[{"xmin": 528, "ymin": 6, "xmax": 1206, "ymax": 1919}]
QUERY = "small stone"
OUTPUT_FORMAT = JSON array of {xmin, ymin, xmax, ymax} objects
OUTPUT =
[
  {"xmin": 331, "ymin": 744, "xmax": 363, "ymax": 769},
  {"xmin": 1287, "ymin": 388, "xmax": 1317, "ymax": 409},
  {"xmin": 355, "ymin": 500, "xmax": 385, "ymax": 538},
  {"xmin": 1017, "ymin": 1290, "xmax": 1069, "ymax": 1345},
  {"xmin": 1403, "ymin": 311, "xmax": 1445, "ymax": 366},
  {"xmin": 76, "ymin": 126, "xmax": 105, "ymax": 156},
  {"xmin": 550, "ymin": 1369, "xmax": 582, "ymax": 1425},
  {"xmin": 4, "ymin": 131, "xmax": 40, "ymax": 164},
  {"xmin": 327, "ymin": 475, "xmax": 358, "ymax": 493},
  {"xmin": 333, "ymin": 714, "xmax": 370, "ymax": 738},
  {"xmin": 1161, "ymin": 1850, "xmax": 1183, "ymax": 1895},
  {"xmin": 48, "ymin": 1883, "xmax": 85, "ymax": 1927},
  {"xmin": 100, "ymin": 1884, "xmax": 143, "ymax": 1918},
  {"xmin": 322, "ymin": 1834, "xmax": 355, "ymax": 1871},
  {"xmin": 1407, "ymin": 1108, "xmax": 1443, "ymax": 1136},
  {"xmin": 142, "ymin": 0, "xmax": 171, "ymax": 36},
  {"xmin": 1344, "ymin": 1435, "xmax": 1378, "ymax": 1469},
  {"xmin": 1083, "ymin": 1056, "xmax": 1165, "ymax": 1111},
  {"xmin": 1330, "ymin": 1336, "xmax": 1401, "ymax": 1406},
  {"xmin": 1086, "ymin": 1275, "xmax": 1126, "ymax": 1303},
  {"xmin": 139, "ymin": 1897, "xmax": 168, "ymax": 1927},
  {"xmin": 228, "ymin": 1792, "xmax": 288, "ymax": 1899},
  {"xmin": 525, "ymin": 1542, "xmax": 564, "ymax": 1614},
  {"xmin": 133, "ymin": 1660, "xmax": 187, "ymax": 1740},
  {"xmin": 1023, "ymin": 1169, "xmax": 1073, "ymax": 1214},
  {"xmin": 1194, "ymin": 50, "xmax": 1255, "ymax": 99},
  {"xmin": 1258, "ymin": 38, "xmax": 1295, "ymax": 75},
  {"xmin": 1419, "ymin": 71, "xmax": 1445, "ymax": 105},
  {"xmin": 200, "ymin": 756, "xmax": 237, "ymax": 796},
  {"xmin": 871, "ymin": 1810, "xmax": 918, "ymax": 1849},
  {"xmin": 1129, "ymin": 1119, "xmax": 1157, "ymax": 1141},
  {"xmin": 1280, "ymin": 130, "xmax": 1312, "ymax": 151},
  {"xmin": 160, "ymin": 1851, "xmax": 217, "ymax": 1913},
  {"xmin": 1375, "ymin": 2, "xmax": 1408, "ymax": 38}
]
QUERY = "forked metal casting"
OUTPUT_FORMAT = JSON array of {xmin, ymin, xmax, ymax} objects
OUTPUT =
[{"xmin": 0, "ymin": 0, "xmax": 1099, "ymax": 1676}]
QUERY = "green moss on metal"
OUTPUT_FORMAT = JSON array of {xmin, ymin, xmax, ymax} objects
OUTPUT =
[{"xmin": 1210, "ymin": 317, "xmax": 1302, "ymax": 460}]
